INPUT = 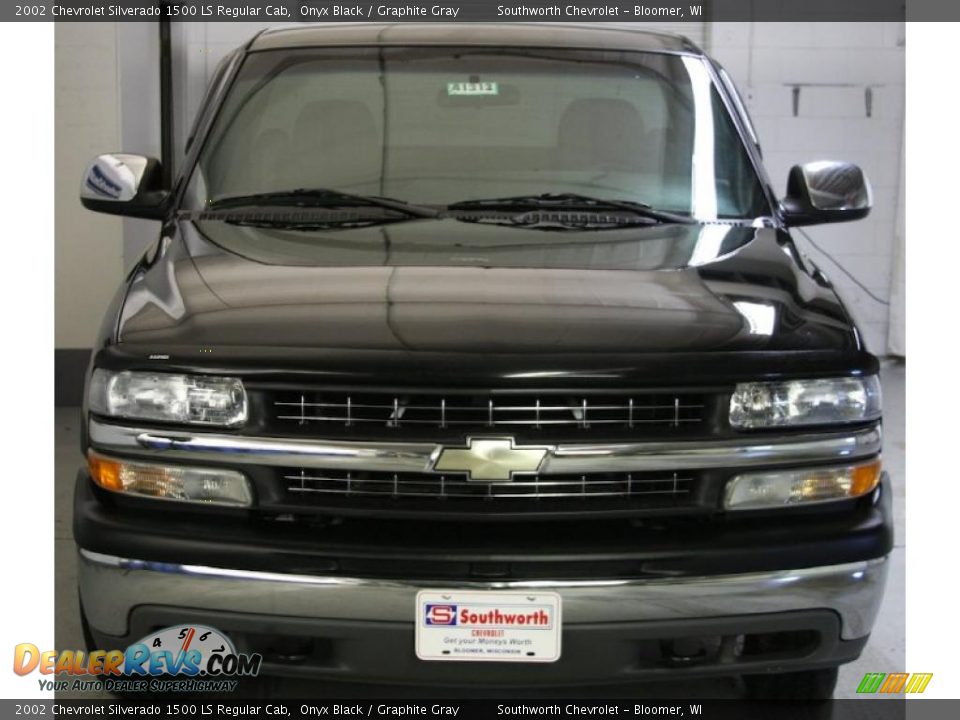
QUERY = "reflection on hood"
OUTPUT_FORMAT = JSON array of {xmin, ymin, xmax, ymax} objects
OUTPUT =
[{"xmin": 115, "ymin": 219, "xmax": 855, "ymax": 355}]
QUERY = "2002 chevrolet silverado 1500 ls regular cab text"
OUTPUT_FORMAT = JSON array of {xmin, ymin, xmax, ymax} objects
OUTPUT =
[{"xmin": 75, "ymin": 24, "xmax": 890, "ymax": 699}]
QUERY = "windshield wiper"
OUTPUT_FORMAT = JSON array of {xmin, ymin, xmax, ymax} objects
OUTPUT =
[
  {"xmin": 180, "ymin": 206, "xmax": 420, "ymax": 230},
  {"xmin": 207, "ymin": 188, "xmax": 439, "ymax": 219},
  {"xmin": 446, "ymin": 193, "xmax": 696, "ymax": 225}
]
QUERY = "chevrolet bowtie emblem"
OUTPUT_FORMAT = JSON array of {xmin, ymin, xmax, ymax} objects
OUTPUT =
[{"xmin": 432, "ymin": 437, "xmax": 550, "ymax": 482}]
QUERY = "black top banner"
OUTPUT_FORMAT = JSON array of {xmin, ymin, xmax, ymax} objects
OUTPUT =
[{"xmin": 8, "ymin": 0, "xmax": 939, "ymax": 23}]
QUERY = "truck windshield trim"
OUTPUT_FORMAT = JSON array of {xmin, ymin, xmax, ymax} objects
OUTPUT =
[{"xmin": 184, "ymin": 46, "xmax": 771, "ymax": 224}]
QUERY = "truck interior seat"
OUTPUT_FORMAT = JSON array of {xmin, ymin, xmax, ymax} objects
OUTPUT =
[
  {"xmin": 249, "ymin": 129, "xmax": 289, "ymax": 191},
  {"xmin": 285, "ymin": 100, "xmax": 382, "ymax": 190},
  {"xmin": 557, "ymin": 98, "xmax": 647, "ymax": 171}
]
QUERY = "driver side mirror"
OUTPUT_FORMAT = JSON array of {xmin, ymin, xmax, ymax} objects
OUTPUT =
[
  {"xmin": 780, "ymin": 161, "xmax": 872, "ymax": 226},
  {"xmin": 80, "ymin": 154, "xmax": 169, "ymax": 220}
]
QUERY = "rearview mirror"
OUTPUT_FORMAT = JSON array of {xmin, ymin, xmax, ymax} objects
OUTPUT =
[
  {"xmin": 80, "ymin": 154, "xmax": 168, "ymax": 220},
  {"xmin": 780, "ymin": 161, "xmax": 871, "ymax": 226}
]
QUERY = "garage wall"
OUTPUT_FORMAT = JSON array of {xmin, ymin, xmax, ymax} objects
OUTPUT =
[
  {"xmin": 54, "ymin": 23, "xmax": 125, "ymax": 402},
  {"xmin": 117, "ymin": 24, "xmax": 162, "ymax": 270},
  {"xmin": 707, "ymin": 22, "xmax": 906, "ymax": 354}
]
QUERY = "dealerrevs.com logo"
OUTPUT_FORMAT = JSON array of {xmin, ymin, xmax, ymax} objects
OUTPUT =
[{"xmin": 15, "ymin": 625, "xmax": 261, "ymax": 693}]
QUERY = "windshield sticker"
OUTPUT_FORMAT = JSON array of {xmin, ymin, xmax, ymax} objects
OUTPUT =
[{"xmin": 447, "ymin": 82, "xmax": 499, "ymax": 97}]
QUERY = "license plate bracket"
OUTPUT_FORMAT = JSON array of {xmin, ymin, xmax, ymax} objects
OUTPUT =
[{"xmin": 415, "ymin": 590, "xmax": 561, "ymax": 663}]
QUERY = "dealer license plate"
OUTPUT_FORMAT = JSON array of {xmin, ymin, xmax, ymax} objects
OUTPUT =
[{"xmin": 415, "ymin": 590, "xmax": 561, "ymax": 662}]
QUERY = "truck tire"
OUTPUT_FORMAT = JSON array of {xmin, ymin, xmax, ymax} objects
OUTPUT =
[{"xmin": 742, "ymin": 667, "xmax": 839, "ymax": 700}]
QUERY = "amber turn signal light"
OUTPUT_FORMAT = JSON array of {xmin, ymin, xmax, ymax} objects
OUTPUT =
[
  {"xmin": 88, "ymin": 453, "xmax": 123, "ymax": 491},
  {"xmin": 87, "ymin": 452, "xmax": 252, "ymax": 506},
  {"xmin": 725, "ymin": 458, "xmax": 882, "ymax": 510}
]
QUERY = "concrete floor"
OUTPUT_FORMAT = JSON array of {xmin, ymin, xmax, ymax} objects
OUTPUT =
[{"xmin": 53, "ymin": 361, "xmax": 905, "ymax": 699}]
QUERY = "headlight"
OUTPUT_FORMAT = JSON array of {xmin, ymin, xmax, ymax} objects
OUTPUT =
[
  {"xmin": 89, "ymin": 370, "xmax": 247, "ymax": 426},
  {"xmin": 724, "ymin": 459, "xmax": 881, "ymax": 510},
  {"xmin": 88, "ymin": 453, "xmax": 252, "ymax": 507},
  {"xmin": 729, "ymin": 376, "xmax": 881, "ymax": 429}
]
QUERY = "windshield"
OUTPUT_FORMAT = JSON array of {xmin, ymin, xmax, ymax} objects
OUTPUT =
[{"xmin": 185, "ymin": 47, "xmax": 770, "ymax": 221}]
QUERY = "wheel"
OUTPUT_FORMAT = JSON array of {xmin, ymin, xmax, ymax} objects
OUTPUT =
[{"xmin": 742, "ymin": 667, "xmax": 839, "ymax": 701}]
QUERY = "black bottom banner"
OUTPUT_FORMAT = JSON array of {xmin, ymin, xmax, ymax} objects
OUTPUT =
[{"xmin": 12, "ymin": 699, "xmax": 930, "ymax": 720}]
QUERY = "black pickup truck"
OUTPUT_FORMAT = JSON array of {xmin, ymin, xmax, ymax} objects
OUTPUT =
[{"xmin": 75, "ymin": 24, "xmax": 889, "ymax": 699}]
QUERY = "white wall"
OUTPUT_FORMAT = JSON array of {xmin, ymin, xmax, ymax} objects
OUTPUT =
[
  {"xmin": 117, "ymin": 24, "xmax": 162, "ymax": 270},
  {"xmin": 55, "ymin": 23, "xmax": 125, "ymax": 349},
  {"xmin": 708, "ymin": 22, "xmax": 906, "ymax": 354}
]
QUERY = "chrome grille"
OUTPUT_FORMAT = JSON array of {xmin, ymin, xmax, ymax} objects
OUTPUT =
[
  {"xmin": 274, "ymin": 392, "xmax": 705, "ymax": 432},
  {"xmin": 284, "ymin": 469, "xmax": 693, "ymax": 501}
]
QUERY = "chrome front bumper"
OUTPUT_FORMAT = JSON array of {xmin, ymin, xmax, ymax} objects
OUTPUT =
[
  {"xmin": 87, "ymin": 418, "xmax": 883, "ymax": 474},
  {"xmin": 79, "ymin": 550, "xmax": 888, "ymax": 641}
]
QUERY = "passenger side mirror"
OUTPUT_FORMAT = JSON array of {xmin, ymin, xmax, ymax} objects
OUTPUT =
[
  {"xmin": 80, "ymin": 154, "xmax": 169, "ymax": 220},
  {"xmin": 780, "ymin": 161, "xmax": 872, "ymax": 226}
]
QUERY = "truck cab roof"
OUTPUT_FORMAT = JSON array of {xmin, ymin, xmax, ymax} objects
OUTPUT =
[{"xmin": 249, "ymin": 23, "xmax": 703, "ymax": 55}]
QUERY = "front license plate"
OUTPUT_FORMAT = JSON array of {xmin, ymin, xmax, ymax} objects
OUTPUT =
[{"xmin": 415, "ymin": 590, "xmax": 561, "ymax": 662}]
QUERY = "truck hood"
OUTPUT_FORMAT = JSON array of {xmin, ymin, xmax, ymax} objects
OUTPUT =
[{"xmin": 113, "ymin": 218, "xmax": 858, "ymax": 364}]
